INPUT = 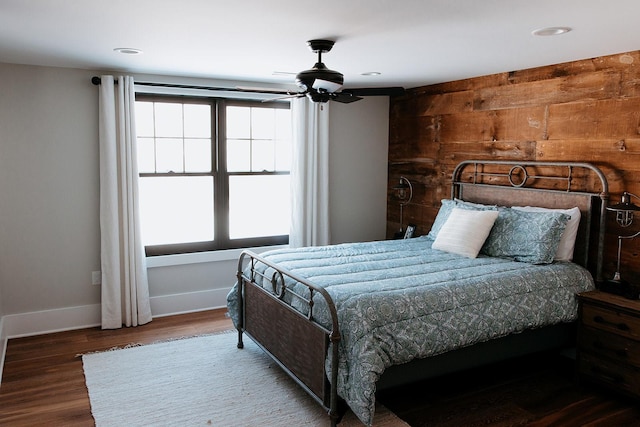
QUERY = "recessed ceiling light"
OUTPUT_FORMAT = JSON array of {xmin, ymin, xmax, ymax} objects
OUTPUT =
[
  {"xmin": 532, "ymin": 27, "xmax": 572, "ymax": 36},
  {"xmin": 113, "ymin": 47, "xmax": 143, "ymax": 55},
  {"xmin": 361, "ymin": 71, "xmax": 381, "ymax": 76}
]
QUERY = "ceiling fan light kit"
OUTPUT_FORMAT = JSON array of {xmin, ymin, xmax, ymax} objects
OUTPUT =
[{"xmin": 278, "ymin": 39, "xmax": 404, "ymax": 104}]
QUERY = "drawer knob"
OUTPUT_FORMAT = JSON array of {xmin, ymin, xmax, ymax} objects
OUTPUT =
[
  {"xmin": 590, "ymin": 366, "xmax": 625, "ymax": 384},
  {"xmin": 592, "ymin": 340, "xmax": 629, "ymax": 358},
  {"xmin": 593, "ymin": 315, "xmax": 630, "ymax": 331}
]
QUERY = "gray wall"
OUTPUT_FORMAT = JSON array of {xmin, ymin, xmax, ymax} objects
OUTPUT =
[
  {"xmin": 0, "ymin": 62, "xmax": 389, "ymax": 324},
  {"xmin": 0, "ymin": 64, "xmax": 102, "ymax": 315},
  {"xmin": 329, "ymin": 100, "xmax": 389, "ymax": 244}
]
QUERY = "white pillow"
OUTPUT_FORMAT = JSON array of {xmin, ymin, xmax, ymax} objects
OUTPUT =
[
  {"xmin": 432, "ymin": 208, "xmax": 500, "ymax": 258},
  {"xmin": 511, "ymin": 206, "xmax": 581, "ymax": 261}
]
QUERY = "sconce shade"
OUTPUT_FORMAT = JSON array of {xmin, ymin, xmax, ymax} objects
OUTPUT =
[
  {"xmin": 393, "ymin": 181, "xmax": 410, "ymax": 190},
  {"xmin": 607, "ymin": 195, "xmax": 640, "ymax": 212},
  {"xmin": 607, "ymin": 192, "xmax": 640, "ymax": 228},
  {"xmin": 607, "ymin": 203, "xmax": 640, "ymax": 212},
  {"xmin": 393, "ymin": 177, "xmax": 413, "ymax": 205}
]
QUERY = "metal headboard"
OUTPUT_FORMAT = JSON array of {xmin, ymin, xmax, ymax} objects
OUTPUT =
[{"xmin": 451, "ymin": 160, "xmax": 609, "ymax": 282}]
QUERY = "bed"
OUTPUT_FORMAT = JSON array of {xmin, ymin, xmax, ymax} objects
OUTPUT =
[{"xmin": 227, "ymin": 160, "xmax": 609, "ymax": 426}]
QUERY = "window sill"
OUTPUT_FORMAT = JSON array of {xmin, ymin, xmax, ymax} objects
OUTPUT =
[{"xmin": 146, "ymin": 245, "xmax": 288, "ymax": 268}]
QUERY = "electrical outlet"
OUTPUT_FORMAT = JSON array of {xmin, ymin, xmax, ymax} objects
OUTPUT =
[{"xmin": 92, "ymin": 271, "xmax": 102, "ymax": 285}]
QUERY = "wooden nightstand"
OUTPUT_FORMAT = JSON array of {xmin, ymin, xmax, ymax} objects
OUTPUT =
[{"xmin": 577, "ymin": 290, "xmax": 640, "ymax": 399}]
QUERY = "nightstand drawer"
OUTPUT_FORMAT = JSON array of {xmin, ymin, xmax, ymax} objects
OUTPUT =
[
  {"xmin": 581, "ymin": 303, "xmax": 640, "ymax": 340},
  {"xmin": 579, "ymin": 326, "xmax": 640, "ymax": 367},
  {"xmin": 579, "ymin": 352, "xmax": 640, "ymax": 396}
]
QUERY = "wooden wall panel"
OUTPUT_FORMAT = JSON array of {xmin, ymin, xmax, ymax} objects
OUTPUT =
[
  {"xmin": 547, "ymin": 98, "xmax": 640, "ymax": 140},
  {"xmin": 416, "ymin": 91, "xmax": 474, "ymax": 116},
  {"xmin": 388, "ymin": 50, "xmax": 640, "ymax": 282},
  {"xmin": 536, "ymin": 139, "xmax": 640, "ymax": 171},
  {"xmin": 474, "ymin": 71, "xmax": 621, "ymax": 111},
  {"xmin": 439, "ymin": 107, "xmax": 547, "ymax": 142}
]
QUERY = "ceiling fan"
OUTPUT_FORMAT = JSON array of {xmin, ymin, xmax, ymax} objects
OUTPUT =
[{"xmin": 269, "ymin": 39, "xmax": 405, "ymax": 104}]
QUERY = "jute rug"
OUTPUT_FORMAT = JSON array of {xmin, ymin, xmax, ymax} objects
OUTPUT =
[{"xmin": 82, "ymin": 331, "xmax": 408, "ymax": 426}]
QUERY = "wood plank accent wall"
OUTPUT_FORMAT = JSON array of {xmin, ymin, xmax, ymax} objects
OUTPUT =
[{"xmin": 387, "ymin": 50, "xmax": 640, "ymax": 282}]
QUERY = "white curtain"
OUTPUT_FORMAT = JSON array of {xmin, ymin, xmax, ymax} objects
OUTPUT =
[
  {"xmin": 289, "ymin": 98, "xmax": 331, "ymax": 248},
  {"xmin": 98, "ymin": 75, "xmax": 152, "ymax": 329}
]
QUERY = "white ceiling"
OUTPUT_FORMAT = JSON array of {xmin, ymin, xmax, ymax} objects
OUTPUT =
[{"xmin": 1, "ymin": 0, "xmax": 639, "ymax": 91}]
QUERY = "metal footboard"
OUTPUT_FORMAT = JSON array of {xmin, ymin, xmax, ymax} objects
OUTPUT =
[{"xmin": 235, "ymin": 250, "xmax": 343, "ymax": 426}]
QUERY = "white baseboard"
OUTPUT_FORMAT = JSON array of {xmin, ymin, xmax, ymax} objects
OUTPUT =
[
  {"xmin": 149, "ymin": 288, "xmax": 231, "ymax": 318},
  {"xmin": 2, "ymin": 303, "xmax": 102, "ymax": 340},
  {"xmin": 0, "ymin": 316, "xmax": 6, "ymax": 385},
  {"xmin": 2, "ymin": 287, "xmax": 232, "ymax": 339},
  {"xmin": 0, "ymin": 287, "xmax": 232, "ymax": 385}
]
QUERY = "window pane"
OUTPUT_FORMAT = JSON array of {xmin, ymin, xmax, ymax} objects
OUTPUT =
[
  {"xmin": 139, "ymin": 176, "xmax": 214, "ymax": 245},
  {"xmin": 154, "ymin": 103, "xmax": 183, "ymax": 137},
  {"xmin": 275, "ymin": 138, "xmax": 291, "ymax": 171},
  {"xmin": 274, "ymin": 108, "xmax": 292, "ymax": 171},
  {"xmin": 185, "ymin": 138, "xmax": 211, "ymax": 172},
  {"xmin": 227, "ymin": 139, "xmax": 251, "ymax": 172},
  {"xmin": 137, "ymin": 137, "xmax": 156, "ymax": 173},
  {"xmin": 226, "ymin": 106, "xmax": 250, "ymax": 139},
  {"xmin": 135, "ymin": 102, "xmax": 155, "ymax": 137},
  {"xmin": 229, "ymin": 175, "xmax": 290, "ymax": 239},
  {"xmin": 251, "ymin": 140, "xmax": 275, "ymax": 171},
  {"xmin": 156, "ymin": 138, "xmax": 184, "ymax": 173},
  {"xmin": 274, "ymin": 109, "xmax": 291, "ymax": 141},
  {"xmin": 251, "ymin": 108, "xmax": 275, "ymax": 139},
  {"xmin": 184, "ymin": 104, "xmax": 211, "ymax": 138}
]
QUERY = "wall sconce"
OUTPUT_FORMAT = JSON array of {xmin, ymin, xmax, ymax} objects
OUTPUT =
[
  {"xmin": 606, "ymin": 191, "xmax": 640, "ymax": 282},
  {"xmin": 393, "ymin": 177, "xmax": 413, "ymax": 235}
]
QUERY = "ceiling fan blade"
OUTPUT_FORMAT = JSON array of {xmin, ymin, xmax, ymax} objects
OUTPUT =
[
  {"xmin": 261, "ymin": 93, "xmax": 306, "ymax": 102},
  {"xmin": 235, "ymin": 86, "xmax": 293, "ymax": 95},
  {"xmin": 341, "ymin": 87, "xmax": 405, "ymax": 97},
  {"xmin": 331, "ymin": 92, "xmax": 363, "ymax": 104}
]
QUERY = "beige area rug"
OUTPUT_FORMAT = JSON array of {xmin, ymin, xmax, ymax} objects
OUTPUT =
[{"xmin": 82, "ymin": 331, "xmax": 409, "ymax": 426}]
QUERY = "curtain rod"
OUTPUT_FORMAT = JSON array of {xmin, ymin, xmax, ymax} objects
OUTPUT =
[{"xmin": 90, "ymin": 76, "xmax": 291, "ymax": 95}]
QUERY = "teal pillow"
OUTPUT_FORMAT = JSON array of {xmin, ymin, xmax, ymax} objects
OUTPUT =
[
  {"xmin": 481, "ymin": 208, "xmax": 569, "ymax": 264},
  {"xmin": 427, "ymin": 199, "xmax": 497, "ymax": 240}
]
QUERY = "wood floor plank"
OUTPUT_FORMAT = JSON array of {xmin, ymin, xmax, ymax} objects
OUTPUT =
[{"xmin": 377, "ymin": 352, "xmax": 640, "ymax": 426}]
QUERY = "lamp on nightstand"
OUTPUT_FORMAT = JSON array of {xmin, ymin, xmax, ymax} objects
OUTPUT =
[
  {"xmin": 393, "ymin": 177, "xmax": 413, "ymax": 237},
  {"xmin": 606, "ymin": 191, "xmax": 640, "ymax": 282}
]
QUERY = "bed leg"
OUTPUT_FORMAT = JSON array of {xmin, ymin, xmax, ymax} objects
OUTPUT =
[
  {"xmin": 237, "ymin": 330, "xmax": 244, "ymax": 349},
  {"xmin": 329, "ymin": 399, "xmax": 348, "ymax": 426},
  {"xmin": 329, "ymin": 411, "xmax": 340, "ymax": 427}
]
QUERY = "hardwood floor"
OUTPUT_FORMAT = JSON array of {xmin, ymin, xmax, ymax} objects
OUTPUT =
[
  {"xmin": 377, "ymin": 353, "xmax": 640, "ymax": 426},
  {"xmin": 0, "ymin": 310, "xmax": 230, "ymax": 426},
  {"xmin": 1, "ymin": 309, "xmax": 639, "ymax": 426}
]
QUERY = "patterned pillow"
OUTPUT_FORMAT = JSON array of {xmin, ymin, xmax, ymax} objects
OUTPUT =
[
  {"xmin": 427, "ymin": 199, "xmax": 497, "ymax": 240},
  {"xmin": 512, "ymin": 206, "xmax": 581, "ymax": 261},
  {"xmin": 481, "ymin": 208, "xmax": 569, "ymax": 264},
  {"xmin": 432, "ymin": 208, "xmax": 500, "ymax": 258}
]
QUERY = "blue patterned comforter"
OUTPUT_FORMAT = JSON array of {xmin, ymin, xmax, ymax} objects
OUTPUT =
[{"xmin": 227, "ymin": 236, "xmax": 595, "ymax": 425}]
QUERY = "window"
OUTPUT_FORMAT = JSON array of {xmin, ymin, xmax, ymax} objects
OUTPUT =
[{"xmin": 135, "ymin": 95, "xmax": 291, "ymax": 256}]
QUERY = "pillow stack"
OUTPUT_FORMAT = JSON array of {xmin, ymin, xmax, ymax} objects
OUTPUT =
[{"xmin": 429, "ymin": 199, "xmax": 577, "ymax": 264}]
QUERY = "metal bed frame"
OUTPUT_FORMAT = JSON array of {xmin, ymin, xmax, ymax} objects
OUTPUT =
[{"xmin": 233, "ymin": 160, "xmax": 609, "ymax": 426}]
